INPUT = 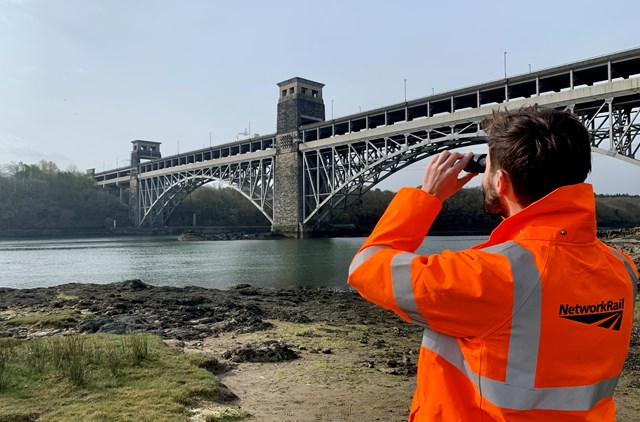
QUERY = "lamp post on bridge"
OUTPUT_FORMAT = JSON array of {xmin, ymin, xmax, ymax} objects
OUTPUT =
[
  {"xmin": 504, "ymin": 51, "xmax": 507, "ymax": 78},
  {"xmin": 404, "ymin": 78, "xmax": 407, "ymax": 102}
]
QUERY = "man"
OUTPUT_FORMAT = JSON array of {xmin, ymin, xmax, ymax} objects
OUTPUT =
[{"xmin": 347, "ymin": 106, "xmax": 638, "ymax": 421}]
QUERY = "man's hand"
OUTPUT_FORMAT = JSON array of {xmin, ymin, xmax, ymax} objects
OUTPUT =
[{"xmin": 421, "ymin": 151, "xmax": 478, "ymax": 201}]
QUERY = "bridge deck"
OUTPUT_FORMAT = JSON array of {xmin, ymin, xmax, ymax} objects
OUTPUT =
[{"xmin": 95, "ymin": 47, "xmax": 640, "ymax": 187}]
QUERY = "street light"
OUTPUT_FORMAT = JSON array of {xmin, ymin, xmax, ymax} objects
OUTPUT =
[
  {"xmin": 504, "ymin": 51, "xmax": 507, "ymax": 78},
  {"xmin": 404, "ymin": 78, "xmax": 407, "ymax": 102}
]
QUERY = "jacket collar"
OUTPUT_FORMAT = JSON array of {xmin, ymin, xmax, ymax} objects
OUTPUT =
[{"xmin": 475, "ymin": 183, "xmax": 597, "ymax": 248}]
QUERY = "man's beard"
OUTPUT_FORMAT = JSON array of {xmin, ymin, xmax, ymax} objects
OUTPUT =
[{"xmin": 483, "ymin": 183, "xmax": 506, "ymax": 218}]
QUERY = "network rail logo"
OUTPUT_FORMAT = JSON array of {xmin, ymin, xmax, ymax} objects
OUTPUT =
[{"xmin": 558, "ymin": 299, "xmax": 625, "ymax": 331}]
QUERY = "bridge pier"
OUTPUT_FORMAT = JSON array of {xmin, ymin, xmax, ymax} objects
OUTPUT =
[
  {"xmin": 128, "ymin": 140, "xmax": 161, "ymax": 227},
  {"xmin": 271, "ymin": 132, "xmax": 305, "ymax": 237},
  {"xmin": 271, "ymin": 77, "xmax": 326, "ymax": 238},
  {"xmin": 129, "ymin": 168, "xmax": 140, "ymax": 227}
]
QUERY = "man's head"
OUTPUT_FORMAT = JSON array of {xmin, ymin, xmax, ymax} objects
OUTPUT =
[{"xmin": 481, "ymin": 106, "xmax": 591, "ymax": 216}]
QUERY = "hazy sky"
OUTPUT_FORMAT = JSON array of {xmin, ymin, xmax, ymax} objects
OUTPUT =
[{"xmin": 1, "ymin": 0, "xmax": 639, "ymax": 194}]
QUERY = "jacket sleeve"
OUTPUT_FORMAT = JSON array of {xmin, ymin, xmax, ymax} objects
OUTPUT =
[{"xmin": 347, "ymin": 187, "xmax": 514, "ymax": 338}]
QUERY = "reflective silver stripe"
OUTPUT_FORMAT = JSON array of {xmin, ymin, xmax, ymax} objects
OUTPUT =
[
  {"xmin": 484, "ymin": 243, "xmax": 541, "ymax": 388},
  {"xmin": 421, "ymin": 329, "xmax": 619, "ymax": 410},
  {"xmin": 391, "ymin": 252, "xmax": 429, "ymax": 327},
  {"xmin": 349, "ymin": 245, "xmax": 389, "ymax": 275},
  {"xmin": 420, "ymin": 241, "xmax": 617, "ymax": 411},
  {"xmin": 608, "ymin": 248, "xmax": 638, "ymax": 299}
]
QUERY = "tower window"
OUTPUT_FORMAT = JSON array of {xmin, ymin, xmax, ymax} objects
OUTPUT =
[
  {"xmin": 289, "ymin": 87, "xmax": 295, "ymax": 94},
  {"xmin": 282, "ymin": 89, "xmax": 287, "ymax": 97},
  {"xmin": 301, "ymin": 87, "xmax": 308, "ymax": 95},
  {"xmin": 312, "ymin": 90, "xmax": 318, "ymax": 97}
]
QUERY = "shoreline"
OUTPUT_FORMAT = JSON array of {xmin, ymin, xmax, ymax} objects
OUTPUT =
[{"xmin": 2, "ymin": 224, "xmax": 639, "ymax": 241}]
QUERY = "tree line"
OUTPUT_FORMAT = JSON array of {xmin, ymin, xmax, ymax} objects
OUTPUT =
[
  {"xmin": 0, "ymin": 162, "xmax": 128, "ymax": 233},
  {"xmin": 1, "ymin": 162, "xmax": 639, "ymax": 234}
]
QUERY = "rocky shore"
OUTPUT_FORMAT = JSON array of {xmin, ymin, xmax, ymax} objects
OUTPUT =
[
  {"xmin": 0, "ymin": 280, "xmax": 425, "ymax": 420},
  {"xmin": 0, "ymin": 229, "xmax": 638, "ymax": 421},
  {"xmin": 0, "ymin": 280, "xmax": 415, "ymax": 344}
]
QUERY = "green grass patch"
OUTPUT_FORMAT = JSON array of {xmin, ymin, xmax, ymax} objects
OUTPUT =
[
  {"xmin": 0, "ymin": 334, "xmax": 244, "ymax": 422},
  {"xmin": 190, "ymin": 405, "xmax": 251, "ymax": 422},
  {"xmin": 0, "ymin": 309, "xmax": 89, "ymax": 329},
  {"xmin": 54, "ymin": 292, "xmax": 79, "ymax": 301},
  {"xmin": 262, "ymin": 320, "xmax": 421, "ymax": 354}
]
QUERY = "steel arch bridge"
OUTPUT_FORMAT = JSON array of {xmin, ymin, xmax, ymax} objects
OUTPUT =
[
  {"xmin": 94, "ymin": 48, "xmax": 640, "ymax": 236},
  {"xmin": 132, "ymin": 155, "xmax": 274, "ymax": 227}
]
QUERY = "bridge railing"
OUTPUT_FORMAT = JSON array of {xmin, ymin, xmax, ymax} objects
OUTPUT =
[{"xmin": 300, "ymin": 47, "xmax": 640, "ymax": 143}]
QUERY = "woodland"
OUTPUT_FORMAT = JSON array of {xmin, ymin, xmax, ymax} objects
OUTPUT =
[{"xmin": 1, "ymin": 161, "xmax": 639, "ymax": 235}]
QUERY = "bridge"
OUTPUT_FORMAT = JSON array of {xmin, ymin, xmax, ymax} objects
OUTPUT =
[{"xmin": 93, "ymin": 48, "xmax": 640, "ymax": 237}]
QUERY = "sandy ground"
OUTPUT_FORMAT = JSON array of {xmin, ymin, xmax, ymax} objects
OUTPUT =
[
  {"xmin": 186, "ymin": 320, "xmax": 418, "ymax": 422},
  {"xmin": 186, "ymin": 312, "xmax": 640, "ymax": 422}
]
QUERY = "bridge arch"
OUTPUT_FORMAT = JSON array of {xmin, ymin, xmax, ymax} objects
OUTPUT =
[
  {"xmin": 297, "ymin": 72, "xmax": 640, "ymax": 231},
  {"xmin": 137, "ymin": 174, "xmax": 273, "ymax": 227},
  {"xmin": 302, "ymin": 133, "xmax": 487, "ymax": 225}
]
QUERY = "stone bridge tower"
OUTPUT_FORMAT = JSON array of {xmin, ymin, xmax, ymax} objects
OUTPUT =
[
  {"xmin": 272, "ymin": 77, "xmax": 325, "ymax": 237},
  {"xmin": 129, "ymin": 140, "xmax": 162, "ymax": 226}
]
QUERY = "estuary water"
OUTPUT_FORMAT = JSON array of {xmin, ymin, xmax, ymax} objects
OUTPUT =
[{"xmin": 0, "ymin": 235, "xmax": 487, "ymax": 290}]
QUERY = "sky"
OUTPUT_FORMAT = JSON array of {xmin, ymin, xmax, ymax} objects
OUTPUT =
[{"xmin": 1, "ymin": 0, "xmax": 639, "ymax": 194}]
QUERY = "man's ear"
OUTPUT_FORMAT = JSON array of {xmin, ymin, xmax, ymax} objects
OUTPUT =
[{"xmin": 495, "ymin": 169, "xmax": 512, "ymax": 196}]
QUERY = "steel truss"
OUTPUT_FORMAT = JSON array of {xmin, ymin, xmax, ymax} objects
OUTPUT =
[
  {"xmin": 302, "ymin": 125, "xmax": 486, "ymax": 225},
  {"xmin": 134, "ymin": 158, "xmax": 274, "ymax": 226},
  {"xmin": 573, "ymin": 98, "xmax": 640, "ymax": 162},
  {"xmin": 302, "ymin": 99, "xmax": 640, "ymax": 227}
]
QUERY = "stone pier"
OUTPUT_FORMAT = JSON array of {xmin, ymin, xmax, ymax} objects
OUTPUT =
[{"xmin": 270, "ymin": 77, "xmax": 325, "ymax": 238}]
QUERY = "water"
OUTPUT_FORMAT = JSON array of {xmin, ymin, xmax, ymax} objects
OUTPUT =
[{"xmin": 0, "ymin": 235, "xmax": 487, "ymax": 290}]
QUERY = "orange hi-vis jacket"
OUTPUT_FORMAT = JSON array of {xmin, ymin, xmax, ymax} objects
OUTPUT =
[{"xmin": 348, "ymin": 183, "xmax": 638, "ymax": 421}]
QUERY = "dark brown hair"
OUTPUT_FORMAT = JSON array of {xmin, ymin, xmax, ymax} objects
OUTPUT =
[{"xmin": 482, "ymin": 106, "xmax": 591, "ymax": 207}]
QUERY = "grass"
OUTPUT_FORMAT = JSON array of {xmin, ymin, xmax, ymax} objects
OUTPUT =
[
  {"xmin": 0, "ymin": 334, "xmax": 246, "ymax": 422},
  {"xmin": 190, "ymin": 405, "xmax": 251, "ymax": 422},
  {"xmin": 0, "ymin": 309, "xmax": 89, "ymax": 329}
]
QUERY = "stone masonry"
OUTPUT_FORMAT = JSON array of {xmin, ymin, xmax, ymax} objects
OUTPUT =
[
  {"xmin": 271, "ymin": 132, "xmax": 303, "ymax": 237},
  {"xmin": 272, "ymin": 78, "xmax": 326, "ymax": 237}
]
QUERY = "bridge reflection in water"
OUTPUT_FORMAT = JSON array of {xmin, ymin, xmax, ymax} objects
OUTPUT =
[{"xmin": 92, "ymin": 48, "xmax": 640, "ymax": 237}]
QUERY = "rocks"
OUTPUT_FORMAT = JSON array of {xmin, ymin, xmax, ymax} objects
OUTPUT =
[
  {"xmin": 196, "ymin": 355, "xmax": 235, "ymax": 375},
  {"xmin": 0, "ymin": 281, "xmax": 399, "ymax": 344},
  {"xmin": 308, "ymin": 347, "xmax": 332, "ymax": 354},
  {"xmin": 177, "ymin": 231, "xmax": 285, "ymax": 241},
  {"xmin": 163, "ymin": 339, "xmax": 185, "ymax": 348},
  {"xmin": 222, "ymin": 340, "xmax": 299, "ymax": 363},
  {"xmin": 601, "ymin": 228, "xmax": 640, "ymax": 273},
  {"xmin": 114, "ymin": 279, "xmax": 149, "ymax": 290},
  {"xmin": 78, "ymin": 315, "xmax": 151, "ymax": 335}
]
